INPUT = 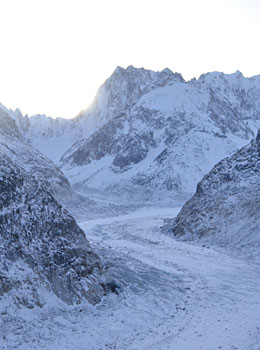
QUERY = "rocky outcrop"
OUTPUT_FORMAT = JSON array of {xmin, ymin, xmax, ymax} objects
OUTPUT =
[{"xmin": 0, "ymin": 108, "xmax": 105, "ymax": 307}]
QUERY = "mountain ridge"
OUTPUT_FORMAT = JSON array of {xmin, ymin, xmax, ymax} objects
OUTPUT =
[{"xmin": 4, "ymin": 66, "xmax": 260, "ymax": 201}]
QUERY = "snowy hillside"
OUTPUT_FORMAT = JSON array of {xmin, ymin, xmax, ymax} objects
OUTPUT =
[{"xmin": 172, "ymin": 130, "xmax": 260, "ymax": 261}]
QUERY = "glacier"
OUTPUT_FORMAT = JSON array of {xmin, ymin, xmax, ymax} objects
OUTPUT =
[{"xmin": 1, "ymin": 66, "xmax": 260, "ymax": 350}]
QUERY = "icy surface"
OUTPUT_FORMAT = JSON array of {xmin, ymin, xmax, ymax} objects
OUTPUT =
[{"xmin": 1, "ymin": 202, "xmax": 260, "ymax": 350}]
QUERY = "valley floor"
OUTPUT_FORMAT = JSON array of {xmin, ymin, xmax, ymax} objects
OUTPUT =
[{"xmin": 2, "ymin": 202, "xmax": 260, "ymax": 350}]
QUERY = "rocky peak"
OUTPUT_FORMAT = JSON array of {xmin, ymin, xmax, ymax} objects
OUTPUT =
[
  {"xmin": 112, "ymin": 65, "xmax": 184, "ymax": 85},
  {"xmin": 95, "ymin": 65, "xmax": 184, "ymax": 109}
]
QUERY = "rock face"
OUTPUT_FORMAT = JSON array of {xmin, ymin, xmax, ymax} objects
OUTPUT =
[
  {"xmin": 0, "ymin": 109, "xmax": 104, "ymax": 307},
  {"xmin": 172, "ymin": 130, "xmax": 260, "ymax": 258}
]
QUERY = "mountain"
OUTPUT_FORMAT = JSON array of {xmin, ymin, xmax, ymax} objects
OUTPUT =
[
  {"xmin": 172, "ymin": 130, "xmax": 260, "ymax": 261},
  {"xmin": 8, "ymin": 66, "xmax": 260, "ymax": 201},
  {"xmin": 59, "ymin": 68, "xmax": 260, "ymax": 201},
  {"xmin": 0, "ymin": 108, "xmax": 105, "ymax": 308}
]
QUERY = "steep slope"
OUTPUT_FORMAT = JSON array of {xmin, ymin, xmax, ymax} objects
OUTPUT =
[
  {"xmin": 60, "ymin": 69, "xmax": 260, "ymax": 200},
  {"xmin": 0, "ymin": 108, "xmax": 105, "ymax": 307},
  {"xmin": 172, "ymin": 130, "xmax": 260, "ymax": 261}
]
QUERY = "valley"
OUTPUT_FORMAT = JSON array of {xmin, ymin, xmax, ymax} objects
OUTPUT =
[{"xmin": 1, "ymin": 66, "xmax": 260, "ymax": 349}]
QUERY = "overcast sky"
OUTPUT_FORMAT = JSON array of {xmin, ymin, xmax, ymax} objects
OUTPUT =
[{"xmin": 0, "ymin": 0, "xmax": 260, "ymax": 118}]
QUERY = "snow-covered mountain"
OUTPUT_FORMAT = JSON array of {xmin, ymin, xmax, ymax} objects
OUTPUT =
[
  {"xmin": 0, "ymin": 108, "xmax": 105, "ymax": 308},
  {"xmin": 60, "ymin": 68, "xmax": 260, "ymax": 201},
  {"xmin": 8, "ymin": 66, "xmax": 260, "ymax": 201},
  {"xmin": 172, "ymin": 130, "xmax": 260, "ymax": 261}
]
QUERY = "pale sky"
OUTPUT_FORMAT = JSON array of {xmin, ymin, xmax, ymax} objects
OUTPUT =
[{"xmin": 0, "ymin": 0, "xmax": 260, "ymax": 119}]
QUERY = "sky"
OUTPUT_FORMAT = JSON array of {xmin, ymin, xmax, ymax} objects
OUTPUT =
[{"xmin": 0, "ymin": 0, "xmax": 260, "ymax": 119}]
